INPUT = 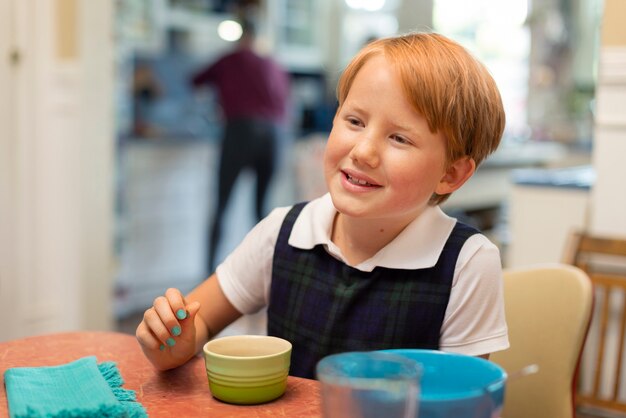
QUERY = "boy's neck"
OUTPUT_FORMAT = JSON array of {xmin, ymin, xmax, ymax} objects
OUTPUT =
[{"xmin": 331, "ymin": 212, "xmax": 417, "ymax": 266}]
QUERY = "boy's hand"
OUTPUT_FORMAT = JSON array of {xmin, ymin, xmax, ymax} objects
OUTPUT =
[{"xmin": 136, "ymin": 287, "xmax": 201, "ymax": 370}]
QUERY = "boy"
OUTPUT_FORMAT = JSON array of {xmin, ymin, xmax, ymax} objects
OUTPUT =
[{"xmin": 136, "ymin": 31, "xmax": 509, "ymax": 379}]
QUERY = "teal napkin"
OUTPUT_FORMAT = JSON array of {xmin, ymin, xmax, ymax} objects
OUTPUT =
[{"xmin": 4, "ymin": 356, "xmax": 148, "ymax": 418}]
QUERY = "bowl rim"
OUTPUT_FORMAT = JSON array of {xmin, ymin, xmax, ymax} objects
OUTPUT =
[
  {"xmin": 382, "ymin": 349, "xmax": 507, "ymax": 402},
  {"xmin": 203, "ymin": 335, "xmax": 292, "ymax": 360},
  {"xmin": 316, "ymin": 351, "xmax": 422, "ymax": 390}
]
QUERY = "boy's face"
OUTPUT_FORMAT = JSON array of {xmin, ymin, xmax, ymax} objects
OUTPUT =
[{"xmin": 324, "ymin": 54, "xmax": 458, "ymax": 225}]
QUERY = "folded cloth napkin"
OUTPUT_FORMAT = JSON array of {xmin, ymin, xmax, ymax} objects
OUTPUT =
[{"xmin": 4, "ymin": 356, "xmax": 148, "ymax": 418}]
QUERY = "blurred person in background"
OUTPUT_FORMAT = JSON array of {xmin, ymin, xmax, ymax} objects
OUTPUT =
[{"xmin": 190, "ymin": 18, "xmax": 290, "ymax": 275}]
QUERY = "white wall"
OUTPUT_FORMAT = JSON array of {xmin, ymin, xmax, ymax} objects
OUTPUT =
[
  {"xmin": 590, "ymin": 0, "xmax": 626, "ymax": 236},
  {"xmin": 590, "ymin": 46, "xmax": 626, "ymax": 235}
]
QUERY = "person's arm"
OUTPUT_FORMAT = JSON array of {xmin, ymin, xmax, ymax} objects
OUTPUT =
[
  {"xmin": 136, "ymin": 204, "xmax": 289, "ymax": 371},
  {"xmin": 190, "ymin": 60, "xmax": 219, "ymax": 88},
  {"xmin": 440, "ymin": 234, "xmax": 509, "ymax": 359},
  {"xmin": 186, "ymin": 273, "xmax": 243, "ymax": 354},
  {"xmin": 135, "ymin": 273, "xmax": 242, "ymax": 371}
]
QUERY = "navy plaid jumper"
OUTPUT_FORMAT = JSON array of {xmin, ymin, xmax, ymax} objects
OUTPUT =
[{"xmin": 267, "ymin": 201, "xmax": 479, "ymax": 379}]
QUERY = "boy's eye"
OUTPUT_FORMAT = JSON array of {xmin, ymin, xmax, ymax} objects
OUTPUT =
[
  {"xmin": 347, "ymin": 117, "xmax": 362, "ymax": 126},
  {"xmin": 392, "ymin": 135, "xmax": 411, "ymax": 145}
]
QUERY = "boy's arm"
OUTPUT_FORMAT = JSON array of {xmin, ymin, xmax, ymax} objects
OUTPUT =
[
  {"xmin": 136, "ymin": 273, "xmax": 242, "ymax": 371},
  {"xmin": 187, "ymin": 273, "xmax": 243, "ymax": 354},
  {"xmin": 440, "ymin": 235, "xmax": 509, "ymax": 358}
]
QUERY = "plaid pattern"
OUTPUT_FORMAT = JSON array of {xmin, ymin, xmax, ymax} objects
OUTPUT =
[{"xmin": 267, "ymin": 202, "xmax": 479, "ymax": 379}]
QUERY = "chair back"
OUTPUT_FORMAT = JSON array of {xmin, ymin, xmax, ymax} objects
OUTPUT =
[
  {"xmin": 563, "ymin": 231, "xmax": 626, "ymax": 415},
  {"xmin": 490, "ymin": 263, "xmax": 593, "ymax": 418}
]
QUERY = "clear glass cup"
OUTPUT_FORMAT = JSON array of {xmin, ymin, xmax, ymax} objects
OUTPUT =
[{"xmin": 316, "ymin": 351, "xmax": 422, "ymax": 418}]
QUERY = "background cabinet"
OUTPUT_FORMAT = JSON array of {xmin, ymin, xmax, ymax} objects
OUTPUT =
[{"xmin": 506, "ymin": 166, "xmax": 593, "ymax": 268}]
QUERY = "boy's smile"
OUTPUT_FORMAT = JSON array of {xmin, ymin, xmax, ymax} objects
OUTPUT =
[
  {"xmin": 342, "ymin": 168, "xmax": 381, "ymax": 190},
  {"xmin": 324, "ymin": 54, "xmax": 456, "ymax": 231}
]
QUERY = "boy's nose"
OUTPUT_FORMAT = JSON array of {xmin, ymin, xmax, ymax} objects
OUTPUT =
[{"xmin": 349, "ymin": 134, "xmax": 380, "ymax": 168}]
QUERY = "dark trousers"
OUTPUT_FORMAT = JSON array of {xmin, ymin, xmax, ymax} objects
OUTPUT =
[{"xmin": 208, "ymin": 118, "xmax": 279, "ymax": 274}]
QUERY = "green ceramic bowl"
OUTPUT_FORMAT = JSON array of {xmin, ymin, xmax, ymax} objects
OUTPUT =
[{"xmin": 203, "ymin": 335, "xmax": 292, "ymax": 405}]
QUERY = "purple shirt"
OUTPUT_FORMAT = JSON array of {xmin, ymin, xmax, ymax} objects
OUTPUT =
[{"xmin": 191, "ymin": 48, "xmax": 289, "ymax": 123}]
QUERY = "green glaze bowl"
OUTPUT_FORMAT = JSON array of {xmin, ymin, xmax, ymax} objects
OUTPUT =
[{"xmin": 203, "ymin": 335, "xmax": 292, "ymax": 405}]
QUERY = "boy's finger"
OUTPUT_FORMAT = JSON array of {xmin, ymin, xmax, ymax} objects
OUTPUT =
[
  {"xmin": 165, "ymin": 288, "xmax": 188, "ymax": 321},
  {"xmin": 153, "ymin": 296, "xmax": 182, "ymax": 342},
  {"xmin": 143, "ymin": 304, "xmax": 174, "ymax": 346},
  {"xmin": 136, "ymin": 321, "xmax": 162, "ymax": 351},
  {"xmin": 185, "ymin": 301, "xmax": 201, "ymax": 320}
]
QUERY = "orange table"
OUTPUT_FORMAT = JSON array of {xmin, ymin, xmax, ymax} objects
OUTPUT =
[{"xmin": 0, "ymin": 331, "xmax": 322, "ymax": 417}]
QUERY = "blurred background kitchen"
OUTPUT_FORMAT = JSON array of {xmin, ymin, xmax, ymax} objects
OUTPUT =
[{"xmin": 2, "ymin": 0, "xmax": 625, "ymax": 354}]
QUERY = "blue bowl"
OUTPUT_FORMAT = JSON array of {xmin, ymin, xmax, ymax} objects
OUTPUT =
[{"xmin": 382, "ymin": 349, "xmax": 507, "ymax": 418}]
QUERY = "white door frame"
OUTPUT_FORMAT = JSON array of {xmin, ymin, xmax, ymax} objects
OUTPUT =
[
  {"xmin": 0, "ymin": 0, "xmax": 115, "ymax": 341},
  {"xmin": 0, "ymin": 0, "xmax": 18, "ymax": 339}
]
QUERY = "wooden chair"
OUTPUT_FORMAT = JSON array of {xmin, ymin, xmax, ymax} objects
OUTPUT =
[
  {"xmin": 563, "ymin": 231, "xmax": 626, "ymax": 415},
  {"xmin": 490, "ymin": 264, "xmax": 593, "ymax": 418}
]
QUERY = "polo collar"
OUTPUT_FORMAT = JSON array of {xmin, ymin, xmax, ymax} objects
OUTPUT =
[{"xmin": 288, "ymin": 193, "xmax": 456, "ymax": 272}]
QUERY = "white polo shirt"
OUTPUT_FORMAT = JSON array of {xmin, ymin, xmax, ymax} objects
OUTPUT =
[{"xmin": 217, "ymin": 193, "xmax": 509, "ymax": 356}]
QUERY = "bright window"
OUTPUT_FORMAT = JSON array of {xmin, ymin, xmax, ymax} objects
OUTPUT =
[{"xmin": 434, "ymin": 0, "xmax": 530, "ymax": 140}]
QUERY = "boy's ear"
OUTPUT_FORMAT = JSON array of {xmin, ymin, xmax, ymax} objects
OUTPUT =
[{"xmin": 435, "ymin": 156, "xmax": 476, "ymax": 195}]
